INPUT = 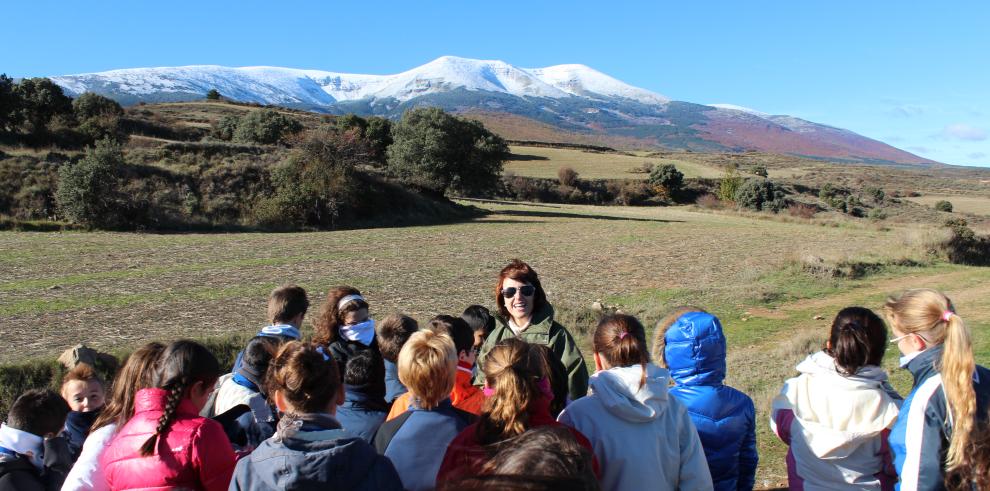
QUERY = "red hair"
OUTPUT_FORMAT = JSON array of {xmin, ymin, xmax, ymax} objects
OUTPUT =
[{"xmin": 494, "ymin": 260, "xmax": 548, "ymax": 320}]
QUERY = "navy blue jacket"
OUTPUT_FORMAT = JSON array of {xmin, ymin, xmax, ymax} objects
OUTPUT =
[
  {"xmin": 229, "ymin": 414, "xmax": 402, "ymax": 491},
  {"xmin": 61, "ymin": 410, "xmax": 99, "ymax": 462},
  {"xmin": 373, "ymin": 399, "xmax": 474, "ymax": 491},
  {"xmin": 664, "ymin": 311, "xmax": 758, "ymax": 491},
  {"xmin": 336, "ymin": 385, "xmax": 388, "ymax": 443},
  {"xmin": 889, "ymin": 345, "xmax": 990, "ymax": 491},
  {"xmin": 383, "ymin": 360, "xmax": 407, "ymax": 404}
]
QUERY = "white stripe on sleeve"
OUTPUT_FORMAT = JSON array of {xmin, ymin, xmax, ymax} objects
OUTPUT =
[{"xmin": 900, "ymin": 374, "xmax": 943, "ymax": 491}]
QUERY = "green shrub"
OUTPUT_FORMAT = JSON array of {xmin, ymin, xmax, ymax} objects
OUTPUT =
[
  {"xmin": 55, "ymin": 138, "xmax": 128, "ymax": 228},
  {"xmin": 735, "ymin": 178, "xmax": 786, "ymax": 212},
  {"xmin": 717, "ymin": 165, "xmax": 743, "ymax": 202},
  {"xmin": 558, "ymin": 166, "xmax": 579, "ymax": 187},
  {"xmin": 648, "ymin": 163, "xmax": 684, "ymax": 201},
  {"xmin": 232, "ymin": 109, "xmax": 303, "ymax": 145},
  {"xmin": 934, "ymin": 200, "xmax": 953, "ymax": 212},
  {"xmin": 206, "ymin": 89, "xmax": 221, "ymax": 100},
  {"xmin": 387, "ymin": 107, "xmax": 507, "ymax": 196},
  {"xmin": 749, "ymin": 163, "xmax": 768, "ymax": 177},
  {"xmin": 868, "ymin": 208, "xmax": 887, "ymax": 220},
  {"xmin": 865, "ymin": 186, "xmax": 885, "ymax": 204},
  {"xmin": 14, "ymin": 77, "xmax": 74, "ymax": 136}
]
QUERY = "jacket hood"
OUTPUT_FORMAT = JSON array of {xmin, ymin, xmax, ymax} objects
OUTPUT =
[
  {"xmin": 252, "ymin": 428, "xmax": 380, "ymax": 489},
  {"xmin": 589, "ymin": 364, "xmax": 670, "ymax": 423},
  {"xmin": 664, "ymin": 311, "xmax": 726, "ymax": 386},
  {"xmin": 774, "ymin": 351, "xmax": 901, "ymax": 459}
]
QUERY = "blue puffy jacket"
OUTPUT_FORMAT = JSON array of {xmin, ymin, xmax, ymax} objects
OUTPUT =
[{"xmin": 664, "ymin": 311, "xmax": 758, "ymax": 491}]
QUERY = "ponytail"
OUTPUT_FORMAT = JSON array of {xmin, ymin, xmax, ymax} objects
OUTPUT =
[
  {"xmin": 594, "ymin": 314, "xmax": 650, "ymax": 388},
  {"xmin": 884, "ymin": 289, "xmax": 977, "ymax": 470},
  {"xmin": 477, "ymin": 338, "xmax": 546, "ymax": 445},
  {"xmin": 137, "ymin": 340, "xmax": 219, "ymax": 457},
  {"xmin": 942, "ymin": 313, "xmax": 977, "ymax": 469}
]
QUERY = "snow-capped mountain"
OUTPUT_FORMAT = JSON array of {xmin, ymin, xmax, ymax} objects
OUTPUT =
[{"xmin": 48, "ymin": 56, "xmax": 933, "ymax": 165}]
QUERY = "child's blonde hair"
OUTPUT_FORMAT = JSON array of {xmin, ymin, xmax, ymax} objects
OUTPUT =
[
  {"xmin": 397, "ymin": 330, "xmax": 457, "ymax": 409},
  {"xmin": 477, "ymin": 338, "xmax": 548, "ymax": 445},
  {"xmin": 884, "ymin": 288, "xmax": 976, "ymax": 470}
]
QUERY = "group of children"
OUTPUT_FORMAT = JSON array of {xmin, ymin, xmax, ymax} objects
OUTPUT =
[{"xmin": 1, "ymin": 258, "xmax": 988, "ymax": 491}]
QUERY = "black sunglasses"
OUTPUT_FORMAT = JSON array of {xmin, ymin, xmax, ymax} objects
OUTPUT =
[{"xmin": 501, "ymin": 285, "xmax": 536, "ymax": 298}]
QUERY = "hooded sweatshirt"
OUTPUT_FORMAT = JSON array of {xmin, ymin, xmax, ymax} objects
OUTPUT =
[
  {"xmin": 557, "ymin": 363, "xmax": 713, "ymax": 491},
  {"xmin": 665, "ymin": 311, "xmax": 758, "ymax": 491},
  {"xmin": 771, "ymin": 351, "xmax": 903, "ymax": 491}
]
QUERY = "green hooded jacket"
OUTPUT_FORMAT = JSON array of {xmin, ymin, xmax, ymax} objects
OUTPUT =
[{"xmin": 473, "ymin": 303, "xmax": 589, "ymax": 402}]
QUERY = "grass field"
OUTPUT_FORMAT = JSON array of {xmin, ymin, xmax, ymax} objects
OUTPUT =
[
  {"xmin": 905, "ymin": 194, "xmax": 990, "ymax": 216},
  {"xmin": 2, "ymin": 200, "xmax": 988, "ymax": 488},
  {"xmin": 504, "ymin": 145, "xmax": 726, "ymax": 180}
]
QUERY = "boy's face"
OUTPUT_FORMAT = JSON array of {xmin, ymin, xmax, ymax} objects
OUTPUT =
[
  {"xmin": 62, "ymin": 379, "xmax": 105, "ymax": 412},
  {"xmin": 472, "ymin": 330, "xmax": 485, "ymax": 350}
]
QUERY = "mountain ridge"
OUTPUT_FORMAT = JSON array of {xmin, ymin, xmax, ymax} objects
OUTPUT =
[{"xmin": 47, "ymin": 56, "xmax": 936, "ymax": 165}]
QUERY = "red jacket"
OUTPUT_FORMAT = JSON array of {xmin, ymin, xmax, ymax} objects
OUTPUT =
[
  {"xmin": 100, "ymin": 388, "xmax": 236, "ymax": 491},
  {"xmin": 435, "ymin": 395, "xmax": 599, "ymax": 484}
]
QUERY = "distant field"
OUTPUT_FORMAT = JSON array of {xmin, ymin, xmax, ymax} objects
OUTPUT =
[
  {"xmin": 905, "ymin": 194, "xmax": 990, "ymax": 216},
  {"xmin": 504, "ymin": 145, "xmax": 725, "ymax": 179},
  {"xmin": 2, "ymin": 200, "xmax": 989, "ymax": 487}
]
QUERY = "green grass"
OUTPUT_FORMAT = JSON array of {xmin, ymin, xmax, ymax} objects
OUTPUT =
[{"xmin": 504, "ymin": 145, "xmax": 724, "ymax": 180}]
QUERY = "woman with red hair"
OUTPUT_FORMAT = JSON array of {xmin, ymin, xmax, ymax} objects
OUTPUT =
[{"xmin": 473, "ymin": 259, "xmax": 589, "ymax": 402}]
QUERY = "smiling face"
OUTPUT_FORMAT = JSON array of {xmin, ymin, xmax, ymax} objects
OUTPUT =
[
  {"xmin": 61, "ymin": 379, "xmax": 105, "ymax": 412},
  {"xmin": 501, "ymin": 278, "xmax": 535, "ymax": 325}
]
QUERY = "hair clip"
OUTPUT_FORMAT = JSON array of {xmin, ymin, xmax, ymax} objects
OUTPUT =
[
  {"xmin": 942, "ymin": 311, "xmax": 954, "ymax": 322},
  {"xmin": 618, "ymin": 331, "xmax": 628, "ymax": 339}
]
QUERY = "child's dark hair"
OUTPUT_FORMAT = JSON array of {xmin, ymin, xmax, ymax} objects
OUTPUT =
[
  {"xmin": 344, "ymin": 349, "xmax": 385, "ymax": 387},
  {"xmin": 7, "ymin": 389, "xmax": 70, "ymax": 437},
  {"xmin": 92, "ymin": 342, "xmax": 165, "ymax": 432},
  {"xmin": 267, "ymin": 284, "xmax": 309, "ymax": 325},
  {"xmin": 824, "ymin": 307, "xmax": 887, "ymax": 376},
  {"xmin": 314, "ymin": 286, "xmax": 368, "ymax": 347},
  {"xmin": 441, "ymin": 426, "xmax": 599, "ymax": 491},
  {"xmin": 139, "ymin": 340, "xmax": 221, "ymax": 456},
  {"xmin": 462, "ymin": 305, "xmax": 495, "ymax": 339},
  {"xmin": 593, "ymin": 314, "xmax": 650, "ymax": 387},
  {"xmin": 268, "ymin": 341, "xmax": 341, "ymax": 414},
  {"xmin": 428, "ymin": 314, "xmax": 475, "ymax": 355},
  {"xmin": 239, "ymin": 336, "xmax": 283, "ymax": 394},
  {"xmin": 376, "ymin": 313, "xmax": 419, "ymax": 362}
]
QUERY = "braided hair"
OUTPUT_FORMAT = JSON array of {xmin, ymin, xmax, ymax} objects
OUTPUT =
[
  {"xmin": 138, "ymin": 340, "xmax": 220, "ymax": 457},
  {"xmin": 824, "ymin": 307, "xmax": 887, "ymax": 376}
]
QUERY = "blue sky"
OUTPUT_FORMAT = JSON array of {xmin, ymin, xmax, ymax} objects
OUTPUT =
[{"xmin": 3, "ymin": 0, "xmax": 988, "ymax": 166}]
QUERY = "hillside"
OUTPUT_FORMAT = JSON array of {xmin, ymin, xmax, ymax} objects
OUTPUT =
[{"xmin": 47, "ymin": 56, "xmax": 934, "ymax": 166}]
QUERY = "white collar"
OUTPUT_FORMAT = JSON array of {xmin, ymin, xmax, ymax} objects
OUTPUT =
[
  {"xmin": 508, "ymin": 318, "xmax": 531, "ymax": 335},
  {"xmin": 0, "ymin": 423, "xmax": 44, "ymax": 469}
]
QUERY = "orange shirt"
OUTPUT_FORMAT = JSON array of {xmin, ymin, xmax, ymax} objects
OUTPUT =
[{"xmin": 387, "ymin": 362, "xmax": 484, "ymax": 420}]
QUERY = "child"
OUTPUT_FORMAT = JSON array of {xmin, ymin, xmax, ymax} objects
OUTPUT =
[
  {"xmin": 461, "ymin": 305, "xmax": 495, "ymax": 352},
  {"xmin": 770, "ymin": 307, "xmax": 902, "ymax": 490},
  {"xmin": 387, "ymin": 315, "xmax": 484, "ymax": 420},
  {"xmin": 654, "ymin": 308, "xmax": 758, "ymax": 490},
  {"xmin": 230, "ymin": 341, "xmax": 402, "ymax": 490},
  {"xmin": 0, "ymin": 389, "xmax": 72, "ymax": 491},
  {"xmin": 884, "ymin": 289, "xmax": 990, "ymax": 491},
  {"xmin": 231, "ymin": 284, "xmax": 308, "ymax": 373},
  {"xmin": 210, "ymin": 336, "xmax": 283, "ymax": 451},
  {"xmin": 438, "ymin": 426, "xmax": 599, "ymax": 491},
  {"xmin": 558, "ymin": 314, "xmax": 711, "ymax": 491},
  {"xmin": 374, "ymin": 330, "xmax": 475, "ymax": 491},
  {"xmin": 62, "ymin": 342, "xmax": 165, "ymax": 491},
  {"xmin": 100, "ymin": 340, "xmax": 236, "ymax": 491},
  {"xmin": 59, "ymin": 363, "xmax": 106, "ymax": 461},
  {"xmin": 376, "ymin": 313, "xmax": 419, "ymax": 405},
  {"xmin": 438, "ymin": 338, "xmax": 599, "ymax": 483},
  {"xmin": 336, "ymin": 350, "xmax": 390, "ymax": 443},
  {"xmin": 314, "ymin": 286, "xmax": 379, "ymax": 376}
]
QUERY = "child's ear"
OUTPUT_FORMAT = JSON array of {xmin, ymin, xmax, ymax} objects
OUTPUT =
[
  {"xmin": 593, "ymin": 352, "xmax": 604, "ymax": 371},
  {"xmin": 273, "ymin": 390, "xmax": 289, "ymax": 413}
]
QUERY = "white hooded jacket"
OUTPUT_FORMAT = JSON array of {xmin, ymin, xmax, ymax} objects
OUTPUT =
[
  {"xmin": 558, "ymin": 363, "xmax": 713, "ymax": 491},
  {"xmin": 770, "ymin": 351, "xmax": 902, "ymax": 491}
]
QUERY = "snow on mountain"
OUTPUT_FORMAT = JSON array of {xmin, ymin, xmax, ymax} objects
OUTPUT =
[
  {"xmin": 527, "ymin": 64, "xmax": 669, "ymax": 104},
  {"xmin": 707, "ymin": 103, "xmax": 768, "ymax": 117}
]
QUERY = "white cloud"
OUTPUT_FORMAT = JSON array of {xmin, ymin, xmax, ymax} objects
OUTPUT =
[{"xmin": 942, "ymin": 123, "xmax": 988, "ymax": 141}]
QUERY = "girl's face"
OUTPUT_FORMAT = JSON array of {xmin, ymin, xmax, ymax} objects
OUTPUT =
[
  {"xmin": 62, "ymin": 379, "xmax": 105, "ymax": 412},
  {"xmin": 342, "ymin": 307, "xmax": 369, "ymax": 326},
  {"xmin": 501, "ymin": 278, "xmax": 535, "ymax": 323}
]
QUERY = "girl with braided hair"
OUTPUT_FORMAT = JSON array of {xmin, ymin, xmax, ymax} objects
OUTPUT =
[
  {"xmin": 100, "ymin": 340, "xmax": 235, "ymax": 491},
  {"xmin": 771, "ymin": 307, "xmax": 903, "ymax": 490}
]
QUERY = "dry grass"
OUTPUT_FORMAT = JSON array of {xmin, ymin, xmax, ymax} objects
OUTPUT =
[
  {"xmin": 904, "ymin": 194, "xmax": 990, "ymax": 216},
  {"xmin": 504, "ymin": 145, "xmax": 724, "ymax": 180}
]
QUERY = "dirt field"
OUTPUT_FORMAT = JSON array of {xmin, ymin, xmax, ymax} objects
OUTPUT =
[{"xmin": 2, "ymin": 199, "xmax": 988, "ymax": 487}]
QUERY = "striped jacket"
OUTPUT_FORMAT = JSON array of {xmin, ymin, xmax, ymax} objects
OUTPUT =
[{"xmin": 889, "ymin": 346, "xmax": 990, "ymax": 491}]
